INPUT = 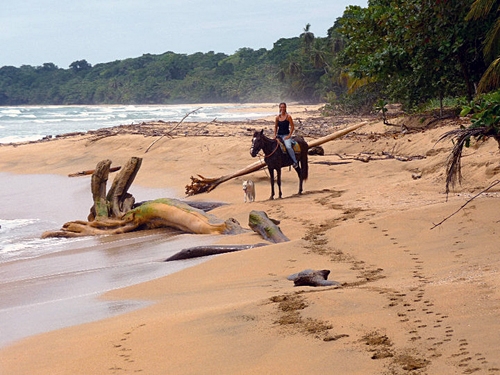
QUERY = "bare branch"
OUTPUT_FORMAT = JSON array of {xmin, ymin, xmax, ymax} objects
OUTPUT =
[
  {"xmin": 430, "ymin": 180, "xmax": 500, "ymax": 230},
  {"xmin": 145, "ymin": 107, "xmax": 202, "ymax": 153}
]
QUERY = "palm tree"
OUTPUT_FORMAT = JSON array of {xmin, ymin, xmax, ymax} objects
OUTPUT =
[
  {"xmin": 300, "ymin": 24, "xmax": 315, "ymax": 53},
  {"xmin": 466, "ymin": 0, "xmax": 500, "ymax": 93}
]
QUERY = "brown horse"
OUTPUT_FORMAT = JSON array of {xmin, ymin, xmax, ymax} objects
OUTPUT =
[{"xmin": 250, "ymin": 130, "xmax": 308, "ymax": 199}]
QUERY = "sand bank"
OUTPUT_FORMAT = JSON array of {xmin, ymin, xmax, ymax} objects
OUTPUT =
[{"xmin": 0, "ymin": 106, "xmax": 499, "ymax": 374}]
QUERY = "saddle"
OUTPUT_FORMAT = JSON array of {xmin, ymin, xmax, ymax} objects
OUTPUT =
[{"xmin": 277, "ymin": 137, "xmax": 301, "ymax": 154}]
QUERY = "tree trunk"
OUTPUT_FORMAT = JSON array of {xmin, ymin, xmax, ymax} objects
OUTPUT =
[
  {"xmin": 90, "ymin": 159, "xmax": 112, "ymax": 221},
  {"xmin": 248, "ymin": 210, "xmax": 289, "ymax": 243},
  {"xmin": 43, "ymin": 198, "xmax": 244, "ymax": 238},
  {"xmin": 88, "ymin": 157, "xmax": 142, "ymax": 221},
  {"xmin": 185, "ymin": 120, "xmax": 372, "ymax": 196},
  {"xmin": 106, "ymin": 156, "xmax": 142, "ymax": 218}
]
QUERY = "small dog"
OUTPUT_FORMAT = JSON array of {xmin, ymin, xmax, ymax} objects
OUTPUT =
[{"xmin": 242, "ymin": 180, "xmax": 255, "ymax": 203}]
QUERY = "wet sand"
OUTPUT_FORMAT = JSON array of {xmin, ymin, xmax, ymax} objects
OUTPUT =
[
  {"xmin": 0, "ymin": 173, "xmax": 219, "ymax": 347},
  {"xmin": 0, "ymin": 106, "xmax": 499, "ymax": 374}
]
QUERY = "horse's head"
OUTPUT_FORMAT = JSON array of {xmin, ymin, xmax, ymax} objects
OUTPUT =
[{"xmin": 250, "ymin": 129, "xmax": 264, "ymax": 157}]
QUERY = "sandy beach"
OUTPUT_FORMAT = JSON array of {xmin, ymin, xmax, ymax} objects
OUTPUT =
[{"xmin": 0, "ymin": 104, "xmax": 499, "ymax": 374}]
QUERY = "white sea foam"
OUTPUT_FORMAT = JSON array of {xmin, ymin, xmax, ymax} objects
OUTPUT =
[
  {"xmin": 0, "ymin": 104, "xmax": 275, "ymax": 144},
  {"xmin": 0, "ymin": 218, "xmax": 68, "ymax": 262}
]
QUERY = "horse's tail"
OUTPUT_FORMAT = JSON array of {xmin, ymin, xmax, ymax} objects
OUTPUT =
[{"xmin": 301, "ymin": 140, "xmax": 309, "ymax": 181}]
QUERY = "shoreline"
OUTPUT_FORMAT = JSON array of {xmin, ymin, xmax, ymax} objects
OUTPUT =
[{"xmin": 1, "ymin": 107, "xmax": 500, "ymax": 374}]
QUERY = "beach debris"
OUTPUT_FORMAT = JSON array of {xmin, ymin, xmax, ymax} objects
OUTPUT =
[
  {"xmin": 356, "ymin": 154, "xmax": 371, "ymax": 163},
  {"xmin": 185, "ymin": 120, "xmax": 372, "ymax": 196},
  {"xmin": 42, "ymin": 158, "xmax": 243, "ymax": 238},
  {"xmin": 186, "ymin": 160, "xmax": 265, "ymax": 195},
  {"xmin": 287, "ymin": 269, "xmax": 341, "ymax": 287},
  {"xmin": 431, "ymin": 179, "xmax": 500, "ymax": 229},
  {"xmin": 165, "ymin": 243, "xmax": 267, "ymax": 261},
  {"xmin": 308, "ymin": 146, "xmax": 324, "ymax": 155},
  {"xmin": 68, "ymin": 166, "xmax": 121, "ymax": 177},
  {"xmin": 88, "ymin": 157, "xmax": 142, "ymax": 221},
  {"xmin": 248, "ymin": 210, "xmax": 289, "ymax": 243},
  {"xmin": 145, "ymin": 107, "xmax": 202, "ymax": 153},
  {"xmin": 42, "ymin": 198, "xmax": 243, "ymax": 238}
]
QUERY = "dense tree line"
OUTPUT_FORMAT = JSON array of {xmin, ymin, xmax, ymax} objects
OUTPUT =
[
  {"xmin": 0, "ymin": 46, "xmax": 289, "ymax": 105},
  {"xmin": 0, "ymin": 0, "xmax": 498, "ymax": 111}
]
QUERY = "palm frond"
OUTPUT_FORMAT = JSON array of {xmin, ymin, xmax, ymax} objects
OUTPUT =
[
  {"xmin": 438, "ymin": 127, "xmax": 489, "ymax": 195},
  {"xmin": 466, "ymin": 0, "xmax": 497, "ymax": 20},
  {"xmin": 483, "ymin": 19, "xmax": 500, "ymax": 62},
  {"xmin": 477, "ymin": 57, "xmax": 500, "ymax": 93}
]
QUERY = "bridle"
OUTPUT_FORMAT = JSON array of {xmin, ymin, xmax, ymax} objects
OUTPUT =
[{"xmin": 251, "ymin": 134, "xmax": 279, "ymax": 159}]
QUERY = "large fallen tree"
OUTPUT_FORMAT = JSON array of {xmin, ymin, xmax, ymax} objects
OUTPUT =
[
  {"xmin": 42, "ymin": 157, "xmax": 244, "ymax": 238},
  {"xmin": 185, "ymin": 120, "xmax": 372, "ymax": 196}
]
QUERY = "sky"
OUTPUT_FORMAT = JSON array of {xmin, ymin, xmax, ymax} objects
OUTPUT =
[{"xmin": 1, "ymin": 0, "xmax": 367, "ymax": 69}]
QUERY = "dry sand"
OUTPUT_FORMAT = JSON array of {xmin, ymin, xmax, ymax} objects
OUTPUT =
[{"xmin": 0, "ymin": 106, "xmax": 499, "ymax": 374}]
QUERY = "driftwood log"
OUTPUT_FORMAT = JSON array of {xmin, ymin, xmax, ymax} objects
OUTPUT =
[
  {"xmin": 185, "ymin": 121, "xmax": 371, "ymax": 196},
  {"xmin": 287, "ymin": 269, "xmax": 341, "ymax": 287},
  {"xmin": 248, "ymin": 210, "xmax": 289, "ymax": 243},
  {"xmin": 68, "ymin": 166, "xmax": 121, "ymax": 177},
  {"xmin": 165, "ymin": 243, "xmax": 268, "ymax": 261},
  {"xmin": 42, "ymin": 158, "xmax": 243, "ymax": 238},
  {"xmin": 43, "ymin": 198, "xmax": 244, "ymax": 238},
  {"xmin": 88, "ymin": 157, "xmax": 142, "ymax": 221}
]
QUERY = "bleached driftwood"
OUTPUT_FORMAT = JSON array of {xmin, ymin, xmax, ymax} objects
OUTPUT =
[
  {"xmin": 185, "ymin": 121, "xmax": 371, "ymax": 196},
  {"xmin": 43, "ymin": 158, "xmax": 243, "ymax": 238}
]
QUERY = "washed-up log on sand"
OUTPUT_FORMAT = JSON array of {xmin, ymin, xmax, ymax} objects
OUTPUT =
[
  {"xmin": 287, "ymin": 269, "xmax": 342, "ymax": 287},
  {"xmin": 42, "ymin": 158, "xmax": 243, "ymax": 238},
  {"xmin": 185, "ymin": 121, "xmax": 371, "ymax": 196},
  {"xmin": 248, "ymin": 210, "xmax": 289, "ymax": 243},
  {"xmin": 165, "ymin": 243, "xmax": 268, "ymax": 261}
]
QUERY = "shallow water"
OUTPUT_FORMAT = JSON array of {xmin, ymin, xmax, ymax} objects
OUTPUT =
[{"xmin": 0, "ymin": 173, "xmax": 219, "ymax": 347}]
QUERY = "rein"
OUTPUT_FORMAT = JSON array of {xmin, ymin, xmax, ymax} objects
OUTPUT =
[{"xmin": 264, "ymin": 141, "xmax": 280, "ymax": 158}]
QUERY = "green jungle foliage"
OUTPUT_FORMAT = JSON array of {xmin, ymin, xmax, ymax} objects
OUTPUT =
[{"xmin": 0, "ymin": 0, "xmax": 498, "ymax": 112}]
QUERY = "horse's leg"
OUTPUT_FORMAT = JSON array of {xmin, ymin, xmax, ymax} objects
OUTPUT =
[
  {"xmin": 294, "ymin": 163, "xmax": 303, "ymax": 194},
  {"xmin": 269, "ymin": 168, "xmax": 275, "ymax": 200},
  {"xmin": 277, "ymin": 168, "xmax": 282, "ymax": 198}
]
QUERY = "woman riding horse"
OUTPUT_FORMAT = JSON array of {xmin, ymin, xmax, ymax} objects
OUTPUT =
[
  {"xmin": 250, "ymin": 126, "xmax": 309, "ymax": 199},
  {"xmin": 274, "ymin": 102, "xmax": 298, "ymax": 169}
]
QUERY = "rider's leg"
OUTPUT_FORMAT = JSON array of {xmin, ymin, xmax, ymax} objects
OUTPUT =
[{"xmin": 283, "ymin": 138, "xmax": 298, "ymax": 167}]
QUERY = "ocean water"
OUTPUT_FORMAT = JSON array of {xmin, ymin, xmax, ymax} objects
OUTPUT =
[
  {"xmin": 0, "ymin": 104, "xmax": 275, "ymax": 144},
  {"xmin": 0, "ymin": 172, "xmax": 219, "ymax": 347},
  {"xmin": 0, "ymin": 104, "xmax": 272, "ymax": 347}
]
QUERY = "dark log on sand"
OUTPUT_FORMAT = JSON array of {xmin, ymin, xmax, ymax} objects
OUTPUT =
[
  {"xmin": 165, "ymin": 243, "xmax": 268, "ymax": 261},
  {"xmin": 287, "ymin": 269, "xmax": 341, "ymax": 287},
  {"xmin": 248, "ymin": 210, "xmax": 289, "ymax": 243}
]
